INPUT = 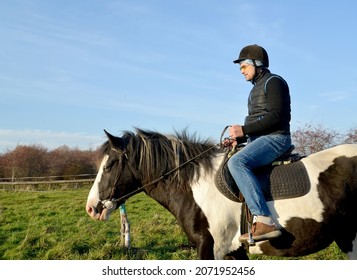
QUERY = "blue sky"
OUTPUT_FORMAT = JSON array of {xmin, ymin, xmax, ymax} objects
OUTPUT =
[{"xmin": 1, "ymin": 0, "xmax": 357, "ymax": 152}]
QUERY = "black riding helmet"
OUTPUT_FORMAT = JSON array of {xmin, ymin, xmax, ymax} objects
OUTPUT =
[{"xmin": 233, "ymin": 44, "xmax": 269, "ymax": 67}]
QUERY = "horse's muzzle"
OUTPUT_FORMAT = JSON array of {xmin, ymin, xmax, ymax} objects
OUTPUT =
[{"xmin": 86, "ymin": 200, "xmax": 117, "ymax": 221}]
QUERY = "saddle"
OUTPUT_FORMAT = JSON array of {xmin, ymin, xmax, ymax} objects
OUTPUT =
[{"xmin": 214, "ymin": 145, "xmax": 310, "ymax": 203}]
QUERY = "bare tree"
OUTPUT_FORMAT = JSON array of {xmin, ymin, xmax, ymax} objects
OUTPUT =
[
  {"xmin": 343, "ymin": 127, "xmax": 357, "ymax": 144},
  {"xmin": 291, "ymin": 123, "xmax": 342, "ymax": 155},
  {"xmin": 0, "ymin": 145, "xmax": 97, "ymax": 180},
  {"xmin": 0, "ymin": 145, "xmax": 49, "ymax": 179},
  {"xmin": 48, "ymin": 146, "xmax": 97, "ymax": 178}
]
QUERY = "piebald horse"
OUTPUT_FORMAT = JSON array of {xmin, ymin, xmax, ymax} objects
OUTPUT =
[{"xmin": 86, "ymin": 129, "xmax": 357, "ymax": 259}]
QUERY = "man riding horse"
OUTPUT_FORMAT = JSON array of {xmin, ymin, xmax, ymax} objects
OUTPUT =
[{"xmin": 223, "ymin": 44, "xmax": 292, "ymax": 242}]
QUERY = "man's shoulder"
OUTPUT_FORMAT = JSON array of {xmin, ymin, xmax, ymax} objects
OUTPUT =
[
  {"xmin": 266, "ymin": 73, "xmax": 287, "ymax": 85},
  {"xmin": 264, "ymin": 73, "xmax": 289, "ymax": 93}
]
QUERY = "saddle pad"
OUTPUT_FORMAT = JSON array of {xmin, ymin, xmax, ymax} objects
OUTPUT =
[{"xmin": 214, "ymin": 153, "xmax": 311, "ymax": 202}]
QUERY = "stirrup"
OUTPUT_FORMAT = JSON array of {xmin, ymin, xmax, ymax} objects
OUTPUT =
[{"xmin": 247, "ymin": 221, "xmax": 255, "ymax": 246}]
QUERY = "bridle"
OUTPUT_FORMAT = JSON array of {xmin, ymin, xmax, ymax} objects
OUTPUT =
[
  {"xmin": 97, "ymin": 148, "xmax": 135, "ymax": 210},
  {"xmin": 99, "ymin": 126, "xmax": 231, "ymax": 210}
]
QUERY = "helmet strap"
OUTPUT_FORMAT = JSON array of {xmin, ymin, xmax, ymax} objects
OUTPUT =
[
  {"xmin": 251, "ymin": 66, "xmax": 268, "ymax": 84},
  {"xmin": 251, "ymin": 60, "xmax": 259, "ymax": 84}
]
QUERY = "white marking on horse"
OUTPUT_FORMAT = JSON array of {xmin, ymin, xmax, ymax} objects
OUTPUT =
[
  {"xmin": 192, "ymin": 153, "xmax": 243, "ymax": 259},
  {"xmin": 86, "ymin": 155, "xmax": 108, "ymax": 220}
]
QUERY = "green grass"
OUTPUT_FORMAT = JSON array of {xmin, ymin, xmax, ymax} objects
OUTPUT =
[
  {"xmin": 0, "ymin": 189, "xmax": 196, "ymax": 260},
  {"xmin": 0, "ymin": 188, "xmax": 347, "ymax": 260}
]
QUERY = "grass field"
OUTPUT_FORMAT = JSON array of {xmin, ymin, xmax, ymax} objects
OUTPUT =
[{"xmin": 0, "ymin": 188, "xmax": 347, "ymax": 260}]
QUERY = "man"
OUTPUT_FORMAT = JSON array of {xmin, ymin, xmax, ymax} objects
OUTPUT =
[{"xmin": 226, "ymin": 44, "xmax": 292, "ymax": 242}]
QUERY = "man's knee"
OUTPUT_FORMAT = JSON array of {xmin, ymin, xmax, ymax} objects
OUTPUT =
[{"xmin": 228, "ymin": 153, "xmax": 247, "ymax": 170}]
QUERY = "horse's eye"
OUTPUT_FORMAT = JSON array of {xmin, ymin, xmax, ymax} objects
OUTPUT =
[
  {"xmin": 103, "ymin": 164, "xmax": 112, "ymax": 173},
  {"xmin": 103, "ymin": 157, "xmax": 118, "ymax": 173}
]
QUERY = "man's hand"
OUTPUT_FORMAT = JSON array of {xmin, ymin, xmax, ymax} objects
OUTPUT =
[
  {"xmin": 222, "ymin": 137, "xmax": 236, "ymax": 147},
  {"xmin": 221, "ymin": 124, "xmax": 245, "ymax": 148},
  {"xmin": 229, "ymin": 124, "xmax": 244, "ymax": 138}
]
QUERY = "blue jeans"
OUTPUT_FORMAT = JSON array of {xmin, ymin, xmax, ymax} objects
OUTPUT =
[{"xmin": 227, "ymin": 134, "xmax": 292, "ymax": 216}]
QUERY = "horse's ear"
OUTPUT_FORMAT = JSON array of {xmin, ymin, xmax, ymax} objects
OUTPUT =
[{"xmin": 104, "ymin": 129, "xmax": 126, "ymax": 151}]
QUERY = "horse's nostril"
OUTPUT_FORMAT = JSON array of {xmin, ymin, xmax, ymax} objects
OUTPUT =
[{"xmin": 87, "ymin": 205, "xmax": 98, "ymax": 216}]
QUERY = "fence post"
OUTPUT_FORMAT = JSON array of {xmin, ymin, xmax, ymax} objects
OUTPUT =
[{"xmin": 119, "ymin": 203, "xmax": 130, "ymax": 249}]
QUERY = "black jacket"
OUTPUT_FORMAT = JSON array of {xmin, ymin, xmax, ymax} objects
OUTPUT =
[{"xmin": 242, "ymin": 69, "xmax": 291, "ymax": 137}]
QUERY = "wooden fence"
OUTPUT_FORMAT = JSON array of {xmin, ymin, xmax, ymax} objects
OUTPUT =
[{"xmin": 0, "ymin": 175, "xmax": 95, "ymax": 191}]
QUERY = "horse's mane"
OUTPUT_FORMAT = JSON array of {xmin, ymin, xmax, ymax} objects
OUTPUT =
[{"xmin": 101, "ymin": 128, "xmax": 219, "ymax": 189}]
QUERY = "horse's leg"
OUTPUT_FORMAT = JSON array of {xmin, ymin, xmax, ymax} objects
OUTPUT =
[
  {"xmin": 177, "ymin": 200, "xmax": 215, "ymax": 259},
  {"xmin": 318, "ymin": 156, "xmax": 357, "ymax": 259},
  {"xmin": 345, "ymin": 240, "xmax": 357, "ymax": 259},
  {"xmin": 180, "ymin": 208, "xmax": 215, "ymax": 259},
  {"xmin": 196, "ymin": 232, "xmax": 215, "ymax": 259},
  {"xmin": 147, "ymin": 186, "xmax": 216, "ymax": 259},
  {"xmin": 333, "ymin": 216, "xmax": 357, "ymax": 259},
  {"xmin": 223, "ymin": 245, "xmax": 249, "ymax": 260}
]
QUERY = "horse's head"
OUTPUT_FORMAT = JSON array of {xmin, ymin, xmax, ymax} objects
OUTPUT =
[
  {"xmin": 86, "ymin": 130, "xmax": 141, "ymax": 221},
  {"xmin": 86, "ymin": 128, "xmax": 219, "ymax": 221}
]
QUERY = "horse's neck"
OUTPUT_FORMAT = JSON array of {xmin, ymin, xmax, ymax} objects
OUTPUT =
[
  {"xmin": 144, "ymin": 182, "xmax": 197, "ymax": 219},
  {"xmin": 143, "ymin": 151, "xmax": 225, "ymax": 218}
]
